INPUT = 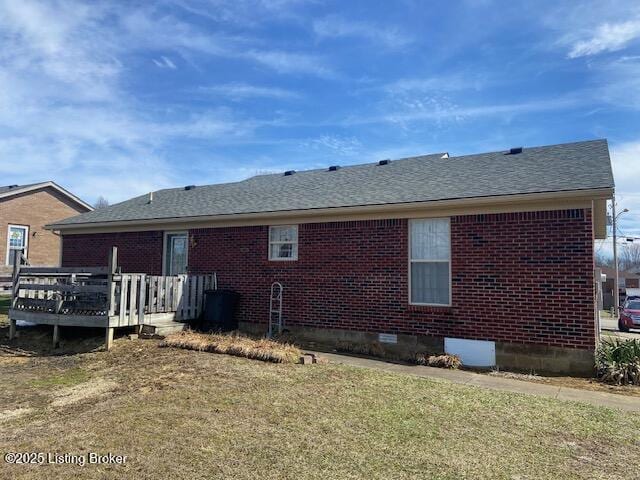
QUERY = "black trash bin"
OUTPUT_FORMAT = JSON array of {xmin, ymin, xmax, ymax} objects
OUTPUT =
[{"xmin": 200, "ymin": 290, "xmax": 240, "ymax": 332}]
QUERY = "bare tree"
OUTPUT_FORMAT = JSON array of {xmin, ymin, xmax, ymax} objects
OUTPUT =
[
  {"xmin": 94, "ymin": 196, "xmax": 110, "ymax": 209},
  {"xmin": 619, "ymin": 243, "xmax": 640, "ymax": 272},
  {"xmin": 595, "ymin": 250, "xmax": 614, "ymax": 269}
]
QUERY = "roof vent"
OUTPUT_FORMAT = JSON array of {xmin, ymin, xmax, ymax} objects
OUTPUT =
[
  {"xmin": 147, "ymin": 192, "xmax": 154, "ymax": 204},
  {"xmin": 507, "ymin": 147, "xmax": 523, "ymax": 155},
  {"xmin": 184, "ymin": 185, "xmax": 196, "ymax": 190},
  {"xmin": 328, "ymin": 165, "xmax": 340, "ymax": 171},
  {"xmin": 378, "ymin": 159, "xmax": 391, "ymax": 166},
  {"xmin": 8, "ymin": 184, "xmax": 18, "ymax": 188},
  {"xmin": 284, "ymin": 170, "xmax": 296, "ymax": 176}
]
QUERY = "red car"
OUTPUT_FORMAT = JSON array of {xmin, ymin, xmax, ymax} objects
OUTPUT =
[{"xmin": 619, "ymin": 299, "xmax": 640, "ymax": 332}]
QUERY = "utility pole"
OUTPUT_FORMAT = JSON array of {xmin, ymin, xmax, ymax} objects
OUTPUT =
[
  {"xmin": 613, "ymin": 199, "xmax": 619, "ymax": 319},
  {"xmin": 612, "ymin": 199, "xmax": 630, "ymax": 319}
]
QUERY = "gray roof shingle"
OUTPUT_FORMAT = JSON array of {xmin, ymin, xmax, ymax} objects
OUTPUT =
[
  {"xmin": 52, "ymin": 139, "xmax": 614, "ymax": 227},
  {"xmin": 0, "ymin": 182, "xmax": 43, "ymax": 196}
]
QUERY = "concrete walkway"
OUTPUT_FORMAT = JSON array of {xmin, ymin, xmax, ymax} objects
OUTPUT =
[{"xmin": 311, "ymin": 351, "xmax": 640, "ymax": 413}]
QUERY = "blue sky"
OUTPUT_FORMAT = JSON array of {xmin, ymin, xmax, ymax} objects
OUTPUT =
[{"xmin": 0, "ymin": 0, "xmax": 639, "ymax": 241}]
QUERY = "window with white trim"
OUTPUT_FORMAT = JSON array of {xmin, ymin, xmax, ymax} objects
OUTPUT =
[
  {"xmin": 410, "ymin": 218, "xmax": 450, "ymax": 305},
  {"xmin": 269, "ymin": 225, "xmax": 298, "ymax": 261},
  {"xmin": 6, "ymin": 225, "xmax": 28, "ymax": 266}
]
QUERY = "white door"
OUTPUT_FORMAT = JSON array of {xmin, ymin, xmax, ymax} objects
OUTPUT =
[{"xmin": 6, "ymin": 225, "xmax": 28, "ymax": 265}]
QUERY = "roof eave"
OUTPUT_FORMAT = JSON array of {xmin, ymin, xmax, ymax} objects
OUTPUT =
[
  {"xmin": 0, "ymin": 181, "xmax": 94, "ymax": 211},
  {"xmin": 47, "ymin": 187, "xmax": 614, "ymax": 233}
]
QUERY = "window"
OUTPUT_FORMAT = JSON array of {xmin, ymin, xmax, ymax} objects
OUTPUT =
[
  {"xmin": 6, "ymin": 225, "xmax": 28, "ymax": 265},
  {"xmin": 409, "ymin": 218, "xmax": 450, "ymax": 305},
  {"xmin": 269, "ymin": 225, "xmax": 298, "ymax": 261},
  {"xmin": 164, "ymin": 232, "xmax": 188, "ymax": 275}
]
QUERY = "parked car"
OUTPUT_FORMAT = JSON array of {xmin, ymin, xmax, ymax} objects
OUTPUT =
[{"xmin": 619, "ymin": 299, "xmax": 640, "ymax": 332}]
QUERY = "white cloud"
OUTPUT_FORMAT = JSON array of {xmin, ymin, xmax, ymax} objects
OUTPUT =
[
  {"xmin": 243, "ymin": 49, "xmax": 334, "ymax": 77},
  {"xmin": 313, "ymin": 15, "xmax": 411, "ymax": 48},
  {"xmin": 339, "ymin": 95, "xmax": 582, "ymax": 127},
  {"xmin": 114, "ymin": 7, "xmax": 331, "ymax": 77},
  {"xmin": 198, "ymin": 82, "xmax": 300, "ymax": 100},
  {"xmin": 300, "ymin": 135, "xmax": 363, "ymax": 156},
  {"xmin": 568, "ymin": 19, "xmax": 640, "ymax": 58},
  {"xmin": 0, "ymin": 1, "xmax": 280, "ymax": 203},
  {"xmin": 0, "ymin": 0, "xmax": 121, "ymax": 101},
  {"xmin": 610, "ymin": 141, "xmax": 640, "ymax": 237},
  {"xmin": 383, "ymin": 75, "xmax": 488, "ymax": 94},
  {"xmin": 153, "ymin": 56, "xmax": 177, "ymax": 69},
  {"xmin": 171, "ymin": 0, "xmax": 310, "ymax": 26}
]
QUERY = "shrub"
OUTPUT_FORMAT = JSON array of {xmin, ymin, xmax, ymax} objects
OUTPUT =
[
  {"xmin": 160, "ymin": 331, "xmax": 302, "ymax": 364},
  {"xmin": 596, "ymin": 337, "xmax": 640, "ymax": 385},
  {"xmin": 414, "ymin": 353, "xmax": 461, "ymax": 369}
]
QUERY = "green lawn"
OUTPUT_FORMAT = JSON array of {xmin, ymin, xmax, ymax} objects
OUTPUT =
[
  {"xmin": 0, "ymin": 295, "xmax": 9, "ymax": 313},
  {"xmin": 1, "ymin": 333, "xmax": 639, "ymax": 480},
  {"xmin": 0, "ymin": 296, "xmax": 9, "ymax": 328}
]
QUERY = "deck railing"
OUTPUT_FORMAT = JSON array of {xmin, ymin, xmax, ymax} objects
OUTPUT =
[
  {"xmin": 12, "ymin": 267, "xmax": 110, "ymax": 315},
  {"xmin": 9, "ymin": 247, "xmax": 216, "ymax": 327},
  {"xmin": 109, "ymin": 273, "xmax": 217, "ymax": 327}
]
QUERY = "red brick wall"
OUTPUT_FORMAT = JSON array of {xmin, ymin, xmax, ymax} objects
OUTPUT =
[
  {"xmin": 61, "ymin": 208, "xmax": 596, "ymax": 349},
  {"xmin": 62, "ymin": 231, "xmax": 164, "ymax": 274}
]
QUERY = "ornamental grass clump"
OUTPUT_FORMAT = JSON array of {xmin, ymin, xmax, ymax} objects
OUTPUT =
[
  {"xmin": 160, "ymin": 331, "xmax": 302, "ymax": 364},
  {"xmin": 596, "ymin": 337, "xmax": 640, "ymax": 385},
  {"xmin": 414, "ymin": 353, "xmax": 461, "ymax": 369}
]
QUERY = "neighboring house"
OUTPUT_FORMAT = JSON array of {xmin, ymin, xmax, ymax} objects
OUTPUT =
[
  {"xmin": 48, "ymin": 140, "xmax": 614, "ymax": 374},
  {"xmin": 600, "ymin": 266, "xmax": 640, "ymax": 309},
  {"xmin": 0, "ymin": 182, "xmax": 92, "ymax": 270}
]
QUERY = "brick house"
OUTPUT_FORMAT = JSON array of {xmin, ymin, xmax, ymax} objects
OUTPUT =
[
  {"xmin": 48, "ymin": 140, "xmax": 614, "ymax": 374},
  {"xmin": 0, "ymin": 182, "xmax": 92, "ymax": 270}
]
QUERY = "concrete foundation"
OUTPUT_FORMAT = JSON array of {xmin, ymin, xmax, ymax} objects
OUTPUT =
[
  {"xmin": 239, "ymin": 322, "xmax": 595, "ymax": 376},
  {"xmin": 495, "ymin": 342, "xmax": 595, "ymax": 376}
]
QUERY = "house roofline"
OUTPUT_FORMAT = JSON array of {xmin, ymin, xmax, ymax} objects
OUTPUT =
[
  {"xmin": 47, "ymin": 187, "xmax": 613, "ymax": 234},
  {"xmin": 0, "ymin": 181, "xmax": 94, "ymax": 211}
]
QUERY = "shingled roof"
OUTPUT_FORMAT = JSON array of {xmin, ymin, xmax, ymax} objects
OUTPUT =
[
  {"xmin": 0, "ymin": 181, "xmax": 93, "ymax": 211},
  {"xmin": 51, "ymin": 139, "xmax": 614, "ymax": 228},
  {"xmin": 0, "ymin": 182, "xmax": 43, "ymax": 196}
]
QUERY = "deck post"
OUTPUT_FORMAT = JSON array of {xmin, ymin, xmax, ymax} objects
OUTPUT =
[
  {"xmin": 11, "ymin": 250, "xmax": 21, "ymax": 308},
  {"xmin": 52, "ymin": 324, "xmax": 60, "ymax": 349},
  {"xmin": 9, "ymin": 319, "xmax": 16, "ymax": 341},
  {"xmin": 107, "ymin": 246, "xmax": 118, "ymax": 317},
  {"xmin": 105, "ymin": 327, "xmax": 114, "ymax": 351},
  {"xmin": 137, "ymin": 274, "xmax": 146, "ymax": 327}
]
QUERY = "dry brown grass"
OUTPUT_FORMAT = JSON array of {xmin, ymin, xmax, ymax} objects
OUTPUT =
[
  {"xmin": 414, "ymin": 353, "xmax": 462, "ymax": 369},
  {"xmin": 335, "ymin": 340, "xmax": 386, "ymax": 357},
  {"xmin": 2, "ymin": 331, "xmax": 640, "ymax": 479},
  {"xmin": 160, "ymin": 331, "xmax": 302, "ymax": 363}
]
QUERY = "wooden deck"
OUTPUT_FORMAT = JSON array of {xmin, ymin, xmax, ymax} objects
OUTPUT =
[{"xmin": 7, "ymin": 247, "xmax": 216, "ymax": 349}]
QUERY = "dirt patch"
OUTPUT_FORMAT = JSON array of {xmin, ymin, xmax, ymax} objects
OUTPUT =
[
  {"xmin": 0, "ymin": 407, "xmax": 33, "ymax": 423},
  {"xmin": 50, "ymin": 378, "xmax": 118, "ymax": 408}
]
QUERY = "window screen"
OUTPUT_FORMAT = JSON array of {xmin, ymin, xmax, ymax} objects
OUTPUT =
[
  {"xmin": 269, "ymin": 225, "xmax": 298, "ymax": 260},
  {"xmin": 410, "ymin": 218, "xmax": 450, "ymax": 305}
]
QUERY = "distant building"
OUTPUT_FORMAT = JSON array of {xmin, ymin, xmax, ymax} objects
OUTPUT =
[{"xmin": 0, "ymin": 182, "xmax": 92, "ymax": 269}]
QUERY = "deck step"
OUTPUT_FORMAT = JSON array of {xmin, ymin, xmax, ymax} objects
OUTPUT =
[{"xmin": 141, "ymin": 322, "xmax": 188, "ymax": 337}]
